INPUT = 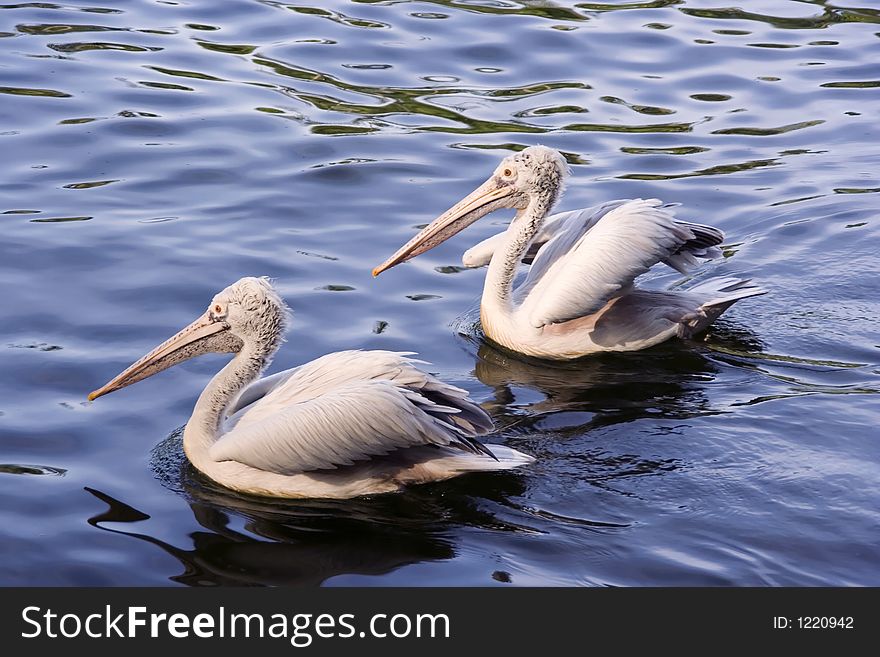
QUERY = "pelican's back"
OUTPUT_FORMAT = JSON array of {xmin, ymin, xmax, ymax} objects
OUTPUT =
[{"xmin": 208, "ymin": 350, "xmax": 532, "ymax": 493}]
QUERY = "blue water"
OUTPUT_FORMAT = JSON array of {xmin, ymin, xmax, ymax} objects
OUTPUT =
[{"xmin": 0, "ymin": 0, "xmax": 878, "ymax": 586}]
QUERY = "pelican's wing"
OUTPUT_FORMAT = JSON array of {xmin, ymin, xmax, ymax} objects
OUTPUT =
[
  {"xmin": 518, "ymin": 199, "xmax": 721, "ymax": 328},
  {"xmin": 212, "ymin": 351, "xmax": 495, "ymax": 475},
  {"xmin": 211, "ymin": 382, "xmax": 493, "ymax": 475},
  {"xmin": 662, "ymin": 219, "xmax": 724, "ymax": 274},
  {"xmin": 465, "ymin": 200, "xmax": 723, "ymax": 276},
  {"xmin": 462, "ymin": 202, "xmax": 628, "ymax": 268},
  {"xmin": 227, "ymin": 350, "xmax": 488, "ymax": 431},
  {"xmin": 462, "ymin": 230, "xmax": 506, "ymax": 268},
  {"xmin": 226, "ymin": 367, "xmax": 301, "ymax": 418}
]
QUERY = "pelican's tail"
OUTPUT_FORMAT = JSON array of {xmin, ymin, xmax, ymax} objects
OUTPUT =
[
  {"xmin": 691, "ymin": 276, "xmax": 768, "ymax": 308},
  {"xmin": 682, "ymin": 276, "xmax": 768, "ymax": 334},
  {"xmin": 481, "ymin": 444, "xmax": 536, "ymax": 469},
  {"xmin": 446, "ymin": 444, "xmax": 534, "ymax": 472},
  {"xmin": 403, "ymin": 444, "xmax": 534, "ymax": 485}
]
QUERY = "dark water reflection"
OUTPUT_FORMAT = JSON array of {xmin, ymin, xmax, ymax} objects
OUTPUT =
[
  {"xmin": 471, "ymin": 332, "xmax": 724, "ymax": 425},
  {"xmin": 1, "ymin": 0, "xmax": 878, "ymax": 586},
  {"xmin": 77, "ymin": 430, "xmax": 534, "ymax": 586},
  {"xmin": 86, "ymin": 486, "xmax": 459, "ymax": 587}
]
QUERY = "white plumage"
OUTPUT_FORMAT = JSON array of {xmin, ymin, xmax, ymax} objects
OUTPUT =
[
  {"xmin": 89, "ymin": 278, "xmax": 532, "ymax": 499},
  {"xmin": 374, "ymin": 146, "xmax": 766, "ymax": 359},
  {"xmin": 520, "ymin": 200, "xmax": 696, "ymax": 326},
  {"xmin": 213, "ymin": 350, "xmax": 496, "ymax": 474}
]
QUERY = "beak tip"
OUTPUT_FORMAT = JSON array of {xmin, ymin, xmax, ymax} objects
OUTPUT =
[
  {"xmin": 371, "ymin": 266, "xmax": 383, "ymax": 278},
  {"xmin": 87, "ymin": 389, "xmax": 104, "ymax": 402}
]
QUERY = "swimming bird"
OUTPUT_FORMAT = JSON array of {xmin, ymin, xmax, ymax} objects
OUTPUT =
[
  {"xmin": 373, "ymin": 146, "xmax": 765, "ymax": 360},
  {"xmin": 88, "ymin": 277, "xmax": 532, "ymax": 499}
]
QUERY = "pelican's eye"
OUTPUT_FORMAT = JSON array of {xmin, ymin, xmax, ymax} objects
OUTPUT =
[
  {"xmin": 499, "ymin": 166, "xmax": 516, "ymax": 181},
  {"xmin": 210, "ymin": 303, "xmax": 227, "ymax": 320}
]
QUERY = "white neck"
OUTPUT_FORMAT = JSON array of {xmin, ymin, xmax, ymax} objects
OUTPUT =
[
  {"xmin": 482, "ymin": 198, "xmax": 548, "ymax": 321},
  {"xmin": 182, "ymin": 344, "xmax": 266, "ymax": 472}
]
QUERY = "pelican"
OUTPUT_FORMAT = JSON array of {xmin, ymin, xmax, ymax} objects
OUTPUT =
[
  {"xmin": 373, "ymin": 145, "xmax": 766, "ymax": 360},
  {"xmin": 88, "ymin": 277, "xmax": 532, "ymax": 499}
]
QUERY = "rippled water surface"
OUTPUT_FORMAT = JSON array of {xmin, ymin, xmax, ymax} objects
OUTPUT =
[{"xmin": 1, "ymin": 0, "xmax": 878, "ymax": 586}]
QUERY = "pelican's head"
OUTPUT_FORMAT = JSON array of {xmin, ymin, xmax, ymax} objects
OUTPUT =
[
  {"xmin": 88, "ymin": 277, "xmax": 289, "ymax": 401},
  {"xmin": 372, "ymin": 145, "xmax": 569, "ymax": 276},
  {"xmin": 495, "ymin": 145, "xmax": 570, "ymax": 208},
  {"xmin": 212, "ymin": 277, "xmax": 290, "ymax": 353}
]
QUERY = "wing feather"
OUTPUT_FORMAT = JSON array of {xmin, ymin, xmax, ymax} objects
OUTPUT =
[
  {"xmin": 211, "ymin": 381, "xmax": 489, "ymax": 474},
  {"xmin": 213, "ymin": 350, "xmax": 494, "ymax": 474},
  {"xmin": 225, "ymin": 367, "xmax": 300, "ymax": 418},
  {"xmin": 462, "ymin": 201, "xmax": 723, "ymax": 277},
  {"xmin": 463, "ymin": 201, "xmax": 629, "ymax": 269},
  {"xmin": 518, "ymin": 199, "xmax": 703, "ymax": 328}
]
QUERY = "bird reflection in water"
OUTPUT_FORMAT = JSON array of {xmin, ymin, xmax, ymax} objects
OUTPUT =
[
  {"xmin": 461, "ymin": 312, "xmax": 766, "ymax": 431},
  {"xmin": 83, "ymin": 321, "xmax": 767, "ymax": 586},
  {"xmin": 83, "ymin": 432, "xmax": 533, "ymax": 587},
  {"xmin": 453, "ymin": 312, "xmax": 768, "ymax": 498}
]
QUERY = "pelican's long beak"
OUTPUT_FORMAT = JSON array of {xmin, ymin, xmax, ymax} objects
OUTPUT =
[
  {"xmin": 88, "ymin": 312, "xmax": 236, "ymax": 401},
  {"xmin": 372, "ymin": 178, "xmax": 516, "ymax": 277}
]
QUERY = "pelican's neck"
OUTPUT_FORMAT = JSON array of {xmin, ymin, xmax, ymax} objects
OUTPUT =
[
  {"xmin": 183, "ymin": 343, "xmax": 267, "ymax": 470},
  {"xmin": 482, "ymin": 197, "xmax": 549, "ymax": 316}
]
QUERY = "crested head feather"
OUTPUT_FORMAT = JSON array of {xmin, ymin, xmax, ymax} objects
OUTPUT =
[{"xmin": 217, "ymin": 277, "xmax": 291, "ymax": 364}]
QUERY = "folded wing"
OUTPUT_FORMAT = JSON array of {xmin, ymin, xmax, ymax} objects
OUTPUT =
[
  {"xmin": 518, "ymin": 199, "xmax": 723, "ymax": 328},
  {"xmin": 212, "ymin": 350, "xmax": 494, "ymax": 474}
]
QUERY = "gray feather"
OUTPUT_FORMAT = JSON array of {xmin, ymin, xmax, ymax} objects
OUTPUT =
[{"xmin": 212, "ymin": 351, "xmax": 496, "ymax": 474}]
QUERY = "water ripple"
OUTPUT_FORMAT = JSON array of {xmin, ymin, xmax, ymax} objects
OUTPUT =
[
  {"xmin": 0, "ymin": 463, "xmax": 66, "ymax": 476},
  {"xmin": 1, "ymin": 83, "xmax": 70, "ymax": 98},
  {"xmin": 0, "ymin": 0, "xmax": 878, "ymax": 587}
]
